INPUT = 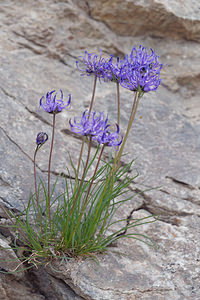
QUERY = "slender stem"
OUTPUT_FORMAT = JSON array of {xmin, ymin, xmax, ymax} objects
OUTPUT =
[
  {"xmin": 89, "ymin": 75, "xmax": 97, "ymax": 114},
  {"xmin": 74, "ymin": 76, "xmax": 97, "ymax": 197},
  {"xmin": 34, "ymin": 148, "xmax": 39, "ymax": 205},
  {"xmin": 67, "ymin": 145, "xmax": 105, "ymax": 244},
  {"xmin": 70, "ymin": 137, "xmax": 92, "ymax": 215},
  {"xmin": 116, "ymin": 91, "xmax": 140, "ymax": 167},
  {"xmin": 114, "ymin": 82, "xmax": 120, "ymax": 163},
  {"xmin": 48, "ymin": 113, "xmax": 56, "ymax": 228},
  {"xmin": 34, "ymin": 147, "xmax": 43, "ymax": 232},
  {"xmin": 83, "ymin": 145, "xmax": 105, "ymax": 208},
  {"xmin": 92, "ymin": 156, "xmax": 116, "ymax": 226},
  {"xmin": 116, "ymin": 82, "xmax": 120, "ymax": 126},
  {"xmin": 93, "ymin": 92, "xmax": 142, "ymax": 225},
  {"xmin": 74, "ymin": 136, "xmax": 86, "ymax": 191}
]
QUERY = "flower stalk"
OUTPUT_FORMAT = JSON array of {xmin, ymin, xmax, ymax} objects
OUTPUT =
[
  {"xmin": 116, "ymin": 82, "xmax": 120, "ymax": 126},
  {"xmin": 89, "ymin": 75, "xmax": 97, "ymax": 114},
  {"xmin": 33, "ymin": 148, "xmax": 39, "ymax": 207},
  {"xmin": 83, "ymin": 145, "xmax": 105, "ymax": 208},
  {"xmin": 33, "ymin": 147, "xmax": 43, "ymax": 231},
  {"xmin": 47, "ymin": 113, "xmax": 56, "ymax": 228},
  {"xmin": 34, "ymin": 132, "xmax": 48, "ymax": 232},
  {"xmin": 116, "ymin": 91, "xmax": 141, "ymax": 167},
  {"xmin": 70, "ymin": 136, "xmax": 92, "ymax": 216}
]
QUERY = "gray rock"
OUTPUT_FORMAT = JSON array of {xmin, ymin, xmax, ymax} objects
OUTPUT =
[
  {"xmin": 48, "ymin": 210, "xmax": 200, "ymax": 299},
  {"xmin": 87, "ymin": 0, "xmax": 200, "ymax": 42},
  {"xmin": 0, "ymin": 0, "xmax": 200, "ymax": 299},
  {"xmin": 0, "ymin": 233, "xmax": 83, "ymax": 300}
]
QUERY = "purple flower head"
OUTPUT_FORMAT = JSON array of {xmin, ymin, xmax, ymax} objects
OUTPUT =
[
  {"xmin": 120, "ymin": 45, "xmax": 163, "ymax": 92},
  {"xmin": 120, "ymin": 68, "xmax": 162, "ymax": 92},
  {"xmin": 105, "ymin": 55, "xmax": 127, "ymax": 83},
  {"xmin": 40, "ymin": 90, "xmax": 71, "ymax": 114},
  {"xmin": 76, "ymin": 50, "xmax": 109, "ymax": 81},
  {"xmin": 94, "ymin": 124, "xmax": 123, "ymax": 150},
  {"xmin": 36, "ymin": 132, "xmax": 48, "ymax": 147},
  {"xmin": 69, "ymin": 111, "xmax": 108, "ymax": 137}
]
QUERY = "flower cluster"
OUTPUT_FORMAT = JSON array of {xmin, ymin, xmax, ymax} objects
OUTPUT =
[
  {"xmin": 70, "ymin": 111, "xmax": 122, "ymax": 149},
  {"xmin": 104, "ymin": 55, "xmax": 127, "ymax": 83},
  {"xmin": 120, "ymin": 46, "xmax": 163, "ymax": 92},
  {"xmin": 40, "ymin": 89, "xmax": 71, "ymax": 114},
  {"xmin": 76, "ymin": 46, "xmax": 163, "ymax": 92},
  {"xmin": 76, "ymin": 50, "xmax": 109, "ymax": 80},
  {"xmin": 93, "ymin": 124, "xmax": 123, "ymax": 150},
  {"xmin": 69, "ymin": 111, "xmax": 108, "ymax": 137}
]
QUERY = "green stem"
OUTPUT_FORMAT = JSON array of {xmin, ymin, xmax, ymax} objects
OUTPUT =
[
  {"xmin": 89, "ymin": 75, "xmax": 97, "ymax": 114},
  {"xmin": 114, "ymin": 82, "xmax": 120, "ymax": 163},
  {"xmin": 34, "ymin": 148, "xmax": 39, "ymax": 206},
  {"xmin": 83, "ymin": 145, "xmax": 105, "ymax": 208},
  {"xmin": 92, "ymin": 91, "xmax": 142, "ymax": 223},
  {"xmin": 116, "ymin": 91, "xmax": 140, "ymax": 167},
  {"xmin": 116, "ymin": 82, "xmax": 120, "ymax": 126},
  {"xmin": 48, "ymin": 113, "xmax": 56, "ymax": 229},
  {"xmin": 67, "ymin": 144, "xmax": 104, "ymax": 246},
  {"xmin": 33, "ymin": 147, "xmax": 43, "ymax": 233},
  {"xmin": 74, "ymin": 136, "xmax": 86, "ymax": 191},
  {"xmin": 70, "ymin": 137, "xmax": 92, "ymax": 215},
  {"xmin": 74, "ymin": 75, "xmax": 97, "ymax": 194}
]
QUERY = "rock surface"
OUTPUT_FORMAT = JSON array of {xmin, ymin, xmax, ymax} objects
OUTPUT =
[{"xmin": 0, "ymin": 0, "xmax": 200, "ymax": 299}]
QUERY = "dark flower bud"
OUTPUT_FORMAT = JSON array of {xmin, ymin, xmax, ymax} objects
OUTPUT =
[{"xmin": 36, "ymin": 132, "xmax": 48, "ymax": 147}]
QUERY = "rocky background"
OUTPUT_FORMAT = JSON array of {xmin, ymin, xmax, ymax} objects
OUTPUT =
[{"xmin": 0, "ymin": 0, "xmax": 200, "ymax": 299}]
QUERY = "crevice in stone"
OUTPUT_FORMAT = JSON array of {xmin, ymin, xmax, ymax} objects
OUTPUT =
[
  {"xmin": 42, "ymin": 169, "xmax": 76, "ymax": 181},
  {"xmin": 0, "ymin": 175, "xmax": 11, "ymax": 187},
  {"xmin": 13, "ymin": 30, "xmax": 47, "ymax": 48},
  {"xmin": 61, "ymin": 128, "xmax": 97, "ymax": 147},
  {"xmin": 130, "ymin": 188, "xmax": 197, "ymax": 225},
  {"xmin": 61, "ymin": 128, "xmax": 85, "ymax": 142},
  {"xmin": 0, "ymin": 196, "xmax": 15, "ymax": 208},
  {"xmin": 0, "ymin": 267, "xmax": 8, "ymax": 273},
  {"xmin": 24, "ymin": 267, "xmax": 52, "ymax": 300},
  {"xmin": 25, "ymin": 109, "xmax": 51, "ymax": 126},
  {"xmin": 133, "ymin": 288, "xmax": 175, "ymax": 297},
  {"xmin": 0, "ymin": 125, "xmax": 33, "ymax": 162},
  {"xmin": 17, "ymin": 42, "xmax": 44, "ymax": 55},
  {"xmin": 0, "ymin": 197, "xmax": 21, "ymax": 217},
  {"xmin": 0, "ymin": 126, "xmax": 63, "ymax": 176},
  {"xmin": 59, "ymin": 57, "xmax": 71, "ymax": 67},
  {"xmin": 160, "ymin": 188, "xmax": 200, "ymax": 205},
  {"xmin": 25, "ymin": 266, "xmax": 85, "ymax": 300},
  {"xmin": 120, "ymin": 201, "xmax": 194, "ymax": 227},
  {"xmin": 166, "ymin": 175, "xmax": 195, "ymax": 190},
  {"xmin": 0, "ymin": 86, "xmax": 52, "ymax": 127},
  {"xmin": 49, "ymin": 273, "xmax": 85, "ymax": 300},
  {"xmin": 13, "ymin": 29, "xmax": 76, "ymax": 68}
]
